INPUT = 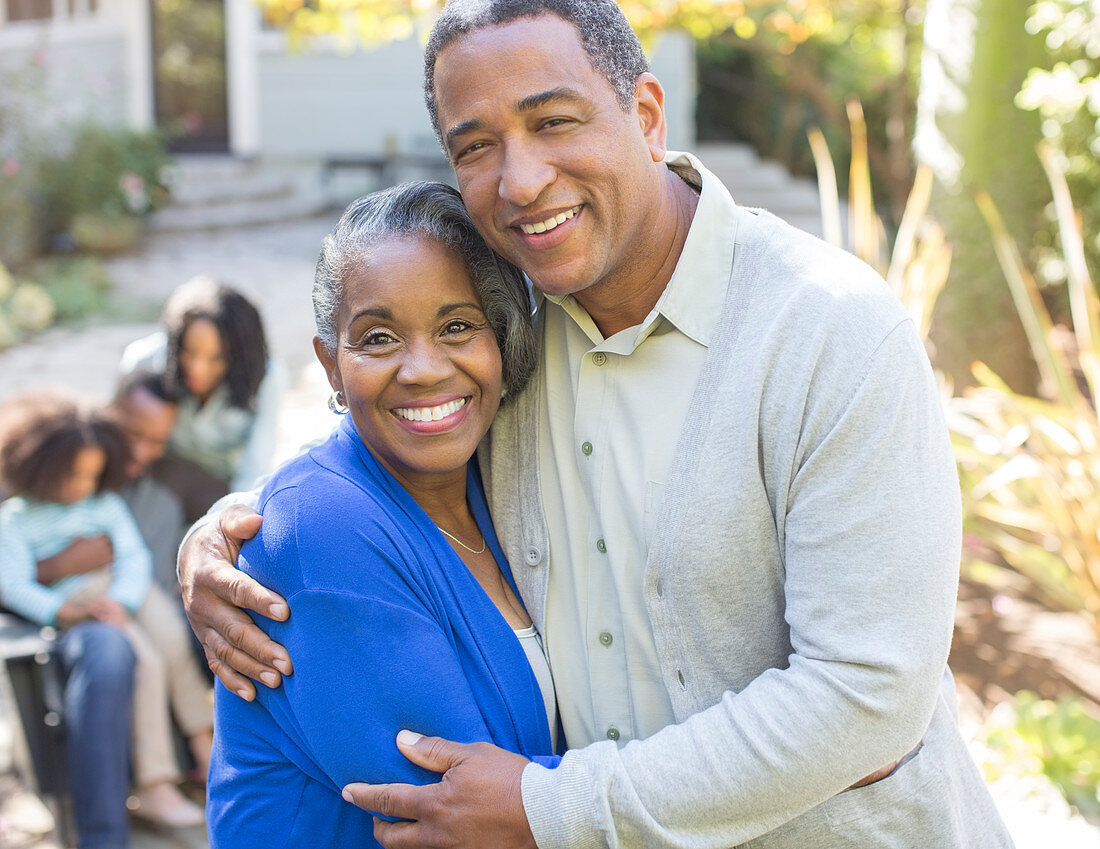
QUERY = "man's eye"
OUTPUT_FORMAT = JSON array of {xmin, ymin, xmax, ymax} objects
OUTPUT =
[{"xmin": 456, "ymin": 141, "xmax": 487, "ymax": 160}]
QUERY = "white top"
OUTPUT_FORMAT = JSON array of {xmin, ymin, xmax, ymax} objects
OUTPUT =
[{"xmin": 514, "ymin": 625, "xmax": 558, "ymax": 750}]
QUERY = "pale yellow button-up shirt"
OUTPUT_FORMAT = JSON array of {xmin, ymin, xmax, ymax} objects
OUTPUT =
[{"xmin": 538, "ymin": 153, "xmax": 733, "ymax": 748}]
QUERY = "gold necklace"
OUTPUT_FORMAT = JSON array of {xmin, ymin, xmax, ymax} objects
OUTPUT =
[{"xmin": 436, "ymin": 524, "xmax": 487, "ymax": 555}]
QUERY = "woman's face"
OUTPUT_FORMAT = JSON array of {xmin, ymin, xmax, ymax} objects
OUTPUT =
[
  {"xmin": 315, "ymin": 234, "xmax": 503, "ymax": 493},
  {"xmin": 60, "ymin": 446, "xmax": 105, "ymax": 504},
  {"xmin": 179, "ymin": 317, "xmax": 228, "ymax": 400}
]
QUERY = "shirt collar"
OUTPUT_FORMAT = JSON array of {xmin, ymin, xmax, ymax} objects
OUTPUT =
[{"xmin": 536, "ymin": 150, "xmax": 740, "ymax": 349}]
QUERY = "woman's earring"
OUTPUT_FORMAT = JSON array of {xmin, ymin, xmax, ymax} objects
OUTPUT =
[{"xmin": 328, "ymin": 391, "xmax": 349, "ymax": 414}]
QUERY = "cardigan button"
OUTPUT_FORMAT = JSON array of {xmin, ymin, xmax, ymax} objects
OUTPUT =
[{"xmin": 525, "ymin": 547, "xmax": 541, "ymax": 566}]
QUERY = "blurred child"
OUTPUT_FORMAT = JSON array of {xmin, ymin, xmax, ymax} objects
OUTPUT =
[{"xmin": 0, "ymin": 393, "xmax": 213, "ymax": 828}]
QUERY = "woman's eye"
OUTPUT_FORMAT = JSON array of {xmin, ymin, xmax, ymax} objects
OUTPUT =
[
  {"xmin": 361, "ymin": 331, "xmax": 396, "ymax": 347},
  {"xmin": 443, "ymin": 320, "xmax": 474, "ymax": 335}
]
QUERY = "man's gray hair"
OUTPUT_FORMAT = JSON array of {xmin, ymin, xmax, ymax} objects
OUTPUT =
[
  {"xmin": 313, "ymin": 181, "xmax": 538, "ymax": 400},
  {"xmin": 423, "ymin": 0, "xmax": 648, "ymax": 148}
]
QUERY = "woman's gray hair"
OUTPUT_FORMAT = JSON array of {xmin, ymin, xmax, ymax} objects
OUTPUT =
[
  {"xmin": 423, "ymin": 0, "xmax": 649, "ymax": 149},
  {"xmin": 313, "ymin": 181, "xmax": 538, "ymax": 400}
]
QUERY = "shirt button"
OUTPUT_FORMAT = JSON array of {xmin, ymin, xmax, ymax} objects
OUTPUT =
[
  {"xmin": 606, "ymin": 727, "xmax": 620, "ymax": 741},
  {"xmin": 596, "ymin": 538, "xmax": 607, "ymax": 553},
  {"xmin": 599, "ymin": 631, "xmax": 613, "ymax": 647},
  {"xmin": 581, "ymin": 442, "xmax": 593, "ymax": 456},
  {"xmin": 525, "ymin": 548, "xmax": 541, "ymax": 566},
  {"xmin": 592, "ymin": 352, "xmax": 607, "ymax": 367}
]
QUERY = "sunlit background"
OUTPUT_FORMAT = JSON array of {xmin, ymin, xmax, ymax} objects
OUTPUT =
[{"xmin": 0, "ymin": 1, "xmax": 1098, "ymax": 847}]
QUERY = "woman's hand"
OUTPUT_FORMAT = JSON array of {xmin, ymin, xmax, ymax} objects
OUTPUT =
[
  {"xmin": 56, "ymin": 601, "xmax": 92, "ymax": 628},
  {"xmin": 178, "ymin": 503, "xmax": 294, "ymax": 701},
  {"xmin": 84, "ymin": 597, "xmax": 130, "ymax": 628}
]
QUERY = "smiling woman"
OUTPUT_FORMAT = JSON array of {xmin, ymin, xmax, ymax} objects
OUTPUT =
[{"xmin": 206, "ymin": 182, "xmax": 556, "ymax": 848}]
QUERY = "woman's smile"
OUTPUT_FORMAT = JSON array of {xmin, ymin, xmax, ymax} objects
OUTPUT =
[
  {"xmin": 391, "ymin": 395, "xmax": 471, "ymax": 432},
  {"xmin": 315, "ymin": 232, "xmax": 504, "ymax": 495}
]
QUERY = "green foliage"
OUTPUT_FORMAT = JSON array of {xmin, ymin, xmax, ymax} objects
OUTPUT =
[
  {"xmin": 36, "ymin": 124, "xmax": 172, "ymax": 242},
  {"xmin": 981, "ymin": 692, "xmax": 1100, "ymax": 818},
  {"xmin": 25, "ymin": 256, "xmax": 114, "ymax": 323},
  {"xmin": 1017, "ymin": 0, "xmax": 1100, "ymax": 291},
  {"xmin": 808, "ymin": 101, "xmax": 951, "ymax": 341},
  {"xmin": 697, "ymin": 7, "xmax": 916, "ymax": 208},
  {"xmin": 0, "ymin": 261, "xmax": 55, "ymax": 351},
  {"xmin": 948, "ymin": 149, "xmax": 1100, "ymax": 636}
]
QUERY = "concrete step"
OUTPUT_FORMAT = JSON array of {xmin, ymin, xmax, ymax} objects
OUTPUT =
[
  {"xmin": 149, "ymin": 190, "xmax": 333, "ymax": 233},
  {"xmin": 170, "ymin": 170, "xmax": 295, "ymax": 208}
]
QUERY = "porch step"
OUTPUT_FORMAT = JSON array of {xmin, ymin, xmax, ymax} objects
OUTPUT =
[
  {"xmin": 151, "ymin": 155, "xmax": 334, "ymax": 232},
  {"xmin": 695, "ymin": 142, "xmax": 836, "ymax": 239}
]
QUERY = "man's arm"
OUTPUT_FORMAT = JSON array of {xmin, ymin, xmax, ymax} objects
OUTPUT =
[
  {"xmin": 178, "ymin": 436, "xmax": 329, "ymax": 699},
  {"xmin": 178, "ymin": 499, "xmax": 293, "ymax": 700},
  {"xmin": 35, "ymin": 535, "xmax": 114, "ymax": 585}
]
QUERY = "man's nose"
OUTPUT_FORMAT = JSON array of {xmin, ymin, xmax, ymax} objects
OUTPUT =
[{"xmin": 498, "ymin": 138, "xmax": 556, "ymax": 209}]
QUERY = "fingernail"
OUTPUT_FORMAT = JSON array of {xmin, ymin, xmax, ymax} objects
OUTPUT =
[
  {"xmin": 235, "ymin": 688, "xmax": 253, "ymax": 701},
  {"xmin": 269, "ymin": 603, "xmax": 289, "ymax": 620},
  {"xmin": 260, "ymin": 672, "xmax": 278, "ymax": 687},
  {"xmin": 342, "ymin": 788, "xmax": 353, "ymax": 802},
  {"xmin": 274, "ymin": 658, "xmax": 292, "ymax": 676},
  {"xmin": 397, "ymin": 730, "xmax": 423, "ymax": 747}
]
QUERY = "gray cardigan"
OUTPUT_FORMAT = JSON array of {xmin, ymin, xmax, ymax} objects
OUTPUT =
[{"xmin": 480, "ymin": 200, "xmax": 1014, "ymax": 848}]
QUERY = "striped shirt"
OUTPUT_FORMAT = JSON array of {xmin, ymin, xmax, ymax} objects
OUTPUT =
[{"xmin": 0, "ymin": 492, "xmax": 152, "ymax": 625}]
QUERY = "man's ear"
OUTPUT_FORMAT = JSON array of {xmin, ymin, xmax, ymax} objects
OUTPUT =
[
  {"xmin": 634, "ymin": 72, "xmax": 668, "ymax": 163},
  {"xmin": 312, "ymin": 336, "xmax": 342, "ymax": 395}
]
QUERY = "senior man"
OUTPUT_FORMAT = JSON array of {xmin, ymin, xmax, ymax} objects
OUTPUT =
[{"xmin": 180, "ymin": 1, "xmax": 1014, "ymax": 847}]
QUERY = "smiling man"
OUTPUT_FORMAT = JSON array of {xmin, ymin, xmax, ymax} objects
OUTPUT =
[{"xmin": 179, "ymin": 2, "xmax": 1014, "ymax": 847}]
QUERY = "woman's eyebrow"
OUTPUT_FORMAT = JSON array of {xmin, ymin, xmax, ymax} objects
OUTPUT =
[
  {"xmin": 348, "ymin": 307, "xmax": 393, "ymax": 326},
  {"xmin": 437, "ymin": 302, "xmax": 483, "ymax": 318}
]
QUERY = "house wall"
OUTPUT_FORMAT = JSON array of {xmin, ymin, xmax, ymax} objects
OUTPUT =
[
  {"xmin": 0, "ymin": 16, "xmax": 133, "ymax": 141},
  {"xmin": 252, "ymin": 29, "xmax": 697, "ymax": 162}
]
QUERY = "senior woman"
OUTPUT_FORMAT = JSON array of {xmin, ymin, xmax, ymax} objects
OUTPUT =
[{"xmin": 206, "ymin": 182, "xmax": 559, "ymax": 846}]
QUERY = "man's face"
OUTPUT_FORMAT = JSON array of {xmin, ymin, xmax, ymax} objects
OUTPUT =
[
  {"xmin": 434, "ymin": 14, "xmax": 667, "ymax": 306},
  {"xmin": 115, "ymin": 388, "xmax": 176, "ymax": 480}
]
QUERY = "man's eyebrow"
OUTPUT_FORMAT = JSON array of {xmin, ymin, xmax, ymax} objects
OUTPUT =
[
  {"xmin": 445, "ymin": 88, "xmax": 588, "ymax": 150},
  {"xmin": 516, "ymin": 87, "xmax": 587, "ymax": 113}
]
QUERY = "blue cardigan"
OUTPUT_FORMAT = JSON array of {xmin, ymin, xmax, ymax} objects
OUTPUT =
[{"xmin": 207, "ymin": 415, "xmax": 559, "ymax": 848}]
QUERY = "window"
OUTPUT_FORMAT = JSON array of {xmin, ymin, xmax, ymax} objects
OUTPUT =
[{"xmin": 2, "ymin": 0, "xmax": 98, "ymax": 23}]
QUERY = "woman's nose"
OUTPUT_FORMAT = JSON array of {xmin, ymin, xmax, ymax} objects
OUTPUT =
[{"xmin": 396, "ymin": 341, "xmax": 456, "ymax": 385}]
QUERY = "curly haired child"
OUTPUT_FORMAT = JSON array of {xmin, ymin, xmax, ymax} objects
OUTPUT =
[{"xmin": 0, "ymin": 392, "xmax": 212, "ymax": 828}]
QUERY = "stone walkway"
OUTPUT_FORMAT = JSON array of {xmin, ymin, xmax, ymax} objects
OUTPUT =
[{"xmin": 1, "ymin": 206, "xmax": 1098, "ymax": 847}]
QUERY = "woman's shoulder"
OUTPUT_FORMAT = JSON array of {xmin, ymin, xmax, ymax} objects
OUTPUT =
[
  {"xmin": 243, "ymin": 432, "xmax": 420, "ymax": 597},
  {"xmin": 119, "ymin": 331, "xmax": 167, "ymax": 374}
]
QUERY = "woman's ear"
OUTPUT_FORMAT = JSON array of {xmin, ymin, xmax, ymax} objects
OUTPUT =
[
  {"xmin": 313, "ymin": 336, "xmax": 341, "ymax": 394},
  {"xmin": 633, "ymin": 72, "xmax": 668, "ymax": 163}
]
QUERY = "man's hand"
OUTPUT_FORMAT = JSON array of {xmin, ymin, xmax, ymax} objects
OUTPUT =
[
  {"xmin": 178, "ymin": 503, "xmax": 293, "ymax": 701},
  {"xmin": 37, "ymin": 535, "xmax": 114, "ymax": 584},
  {"xmin": 342, "ymin": 731, "xmax": 535, "ymax": 849}
]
